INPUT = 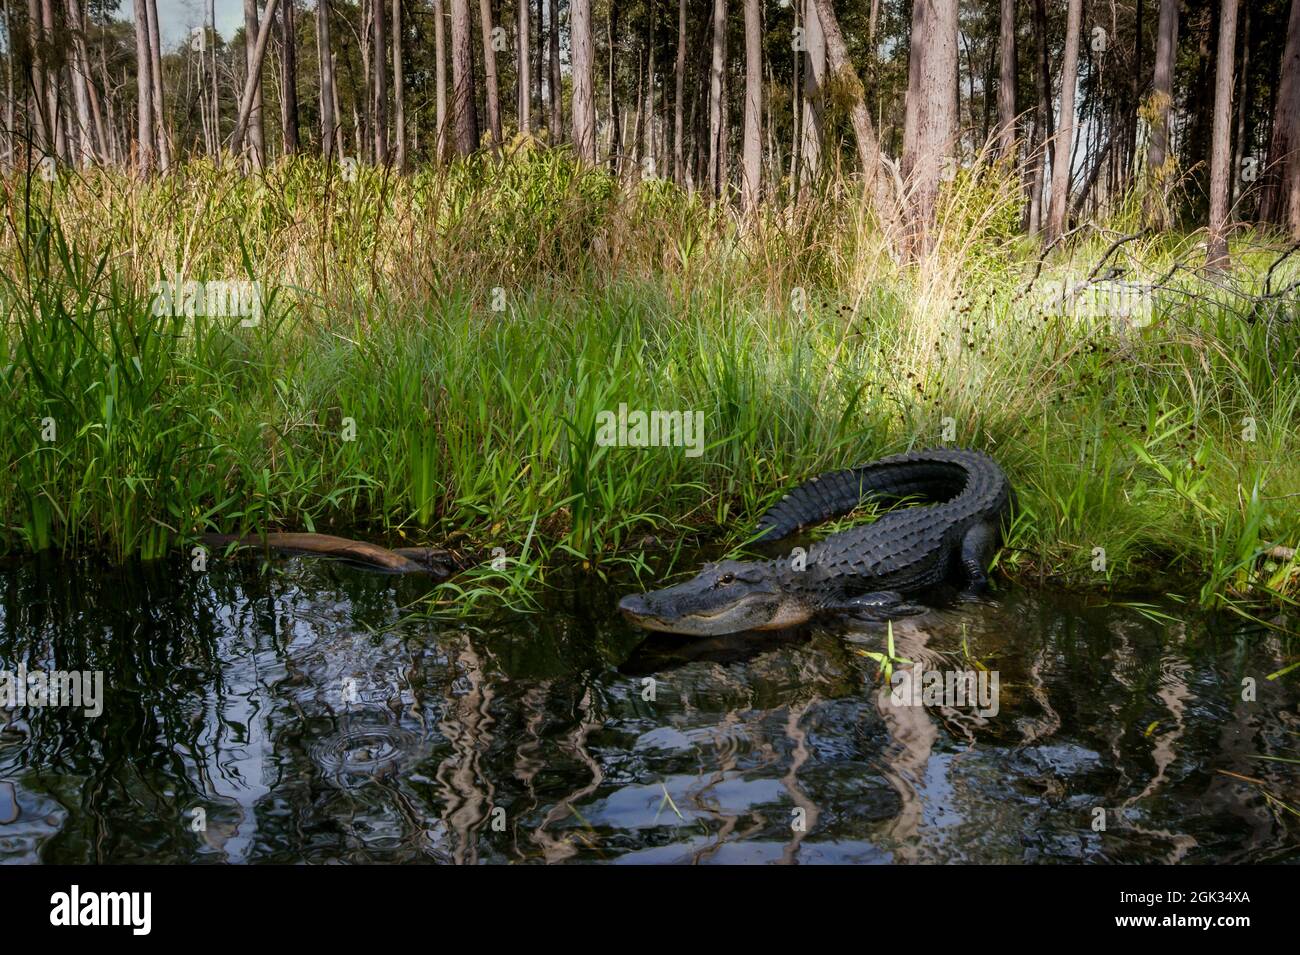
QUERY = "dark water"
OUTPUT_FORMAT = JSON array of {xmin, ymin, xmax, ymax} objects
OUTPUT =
[{"xmin": 0, "ymin": 551, "xmax": 1296, "ymax": 864}]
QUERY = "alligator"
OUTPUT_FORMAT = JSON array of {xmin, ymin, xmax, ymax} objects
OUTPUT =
[{"xmin": 618, "ymin": 448, "xmax": 1013, "ymax": 636}]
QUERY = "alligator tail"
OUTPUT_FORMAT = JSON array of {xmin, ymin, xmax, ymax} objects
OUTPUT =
[{"xmin": 753, "ymin": 450, "xmax": 983, "ymax": 540}]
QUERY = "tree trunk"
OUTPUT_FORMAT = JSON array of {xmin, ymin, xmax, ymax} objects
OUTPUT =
[
  {"xmin": 477, "ymin": 0, "xmax": 502, "ymax": 152},
  {"xmin": 434, "ymin": 0, "xmax": 448, "ymax": 159},
  {"xmin": 361, "ymin": 0, "xmax": 371, "ymax": 158},
  {"xmin": 1026, "ymin": 0, "xmax": 1054, "ymax": 231},
  {"xmin": 373, "ymin": 0, "xmax": 389, "ymax": 163},
  {"xmin": 571, "ymin": 0, "xmax": 595, "ymax": 163},
  {"xmin": 609, "ymin": 0, "xmax": 621, "ymax": 171},
  {"xmin": 741, "ymin": 0, "xmax": 760, "ymax": 212},
  {"xmin": 451, "ymin": 0, "xmax": 478, "ymax": 155},
  {"xmin": 24, "ymin": 0, "xmax": 48, "ymax": 155},
  {"xmin": 673, "ymin": 0, "xmax": 686, "ymax": 183},
  {"xmin": 519, "ymin": 0, "xmax": 532, "ymax": 135},
  {"xmin": 103, "ymin": 23, "xmax": 124, "ymax": 163},
  {"xmin": 707, "ymin": 0, "xmax": 726, "ymax": 197},
  {"xmin": 1046, "ymin": 0, "xmax": 1083, "ymax": 243},
  {"xmin": 1128, "ymin": 0, "xmax": 1143, "ymax": 187},
  {"xmin": 393, "ymin": 0, "xmax": 406, "ymax": 168},
  {"xmin": 644, "ymin": 0, "xmax": 655, "ymax": 173},
  {"xmin": 41, "ymin": 0, "xmax": 65, "ymax": 161},
  {"xmin": 549, "ymin": 0, "xmax": 562, "ymax": 141},
  {"xmin": 145, "ymin": 0, "xmax": 168, "ymax": 170},
  {"xmin": 996, "ymin": 0, "xmax": 1017, "ymax": 158},
  {"xmin": 1262, "ymin": 0, "xmax": 1300, "ymax": 234},
  {"xmin": 801, "ymin": 0, "xmax": 825, "ymax": 187},
  {"xmin": 231, "ymin": 0, "xmax": 284, "ymax": 156},
  {"xmin": 1207, "ymin": 0, "xmax": 1240, "ymax": 268},
  {"xmin": 902, "ymin": 0, "xmax": 959, "ymax": 257},
  {"xmin": 317, "ymin": 0, "xmax": 337, "ymax": 158},
  {"xmin": 132, "ymin": 0, "xmax": 153, "ymax": 173},
  {"xmin": 281, "ymin": 0, "xmax": 300, "ymax": 154},
  {"xmin": 1231, "ymin": 0, "xmax": 1250, "ymax": 207},
  {"xmin": 534, "ymin": 0, "xmax": 544, "ymax": 120},
  {"xmin": 243, "ymin": 0, "xmax": 265, "ymax": 167},
  {"xmin": 811, "ymin": 0, "xmax": 885, "ymax": 206},
  {"xmin": 64, "ymin": 0, "xmax": 96, "ymax": 165},
  {"xmin": 2, "ymin": 0, "xmax": 13, "ymax": 167},
  {"xmin": 208, "ymin": 0, "xmax": 220, "ymax": 157},
  {"xmin": 1144, "ymin": 0, "xmax": 1179, "ymax": 228}
]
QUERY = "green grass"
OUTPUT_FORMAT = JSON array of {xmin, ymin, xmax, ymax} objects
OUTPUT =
[{"xmin": 1, "ymin": 152, "xmax": 1298, "ymax": 620}]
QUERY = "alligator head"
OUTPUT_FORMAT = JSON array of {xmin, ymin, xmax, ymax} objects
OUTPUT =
[{"xmin": 618, "ymin": 559, "xmax": 811, "ymax": 636}]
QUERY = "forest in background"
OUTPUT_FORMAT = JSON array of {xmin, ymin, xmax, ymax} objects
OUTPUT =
[{"xmin": 1, "ymin": 0, "xmax": 1299, "ymax": 258}]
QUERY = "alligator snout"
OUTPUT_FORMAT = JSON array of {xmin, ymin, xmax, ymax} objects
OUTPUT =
[{"xmin": 617, "ymin": 593, "xmax": 652, "ymax": 619}]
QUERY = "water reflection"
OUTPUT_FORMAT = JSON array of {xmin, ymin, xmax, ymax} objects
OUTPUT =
[{"xmin": 0, "ymin": 553, "xmax": 1296, "ymax": 863}]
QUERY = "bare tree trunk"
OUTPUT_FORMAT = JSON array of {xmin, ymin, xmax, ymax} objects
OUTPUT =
[
  {"xmin": 996, "ymin": 0, "xmax": 1017, "ymax": 158},
  {"xmin": 1231, "ymin": 1, "xmax": 1250, "ymax": 207},
  {"xmin": 1207, "ymin": 0, "xmax": 1239, "ymax": 269},
  {"xmin": 372, "ymin": 0, "xmax": 388, "ymax": 162},
  {"xmin": 361, "ymin": 0, "xmax": 371, "ymax": 158},
  {"xmin": 434, "ymin": 0, "xmax": 448, "ymax": 159},
  {"xmin": 608, "ymin": 0, "xmax": 621, "ymax": 171},
  {"xmin": 1046, "ymin": 0, "xmax": 1082, "ymax": 243},
  {"xmin": 811, "ymin": 0, "xmax": 884, "ymax": 197},
  {"xmin": 632, "ymin": 48, "xmax": 645, "ymax": 169},
  {"xmin": 1144, "ymin": 0, "xmax": 1179, "ymax": 228},
  {"xmin": 549, "ymin": 0, "xmax": 562, "ymax": 141},
  {"xmin": 392, "ymin": 0, "xmax": 405, "ymax": 168},
  {"xmin": 78, "ymin": 7, "xmax": 106, "ymax": 160},
  {"xmin": 477, "ymin": 0, "xmax": 501, "ymax": 152},
  {"xmin": 281, "ymin": 0, "xmax": 300, "ymax": 154},
  {"xmin": 1262, "ymin": 0, "xmax": 1300, "ymax": 235},
  {"xmin": 209, "ymin": 0, "xmax": 220, "ymax": 157},
  {"xmin": 450, "ymin": 0, "xmax": 478, "ymax": 155},
  {"xmin": 24, "ymin": 0, "xmax": 49, "ymax": 154},
  {"xmin": 644, "ymin": 0, "xmax": 655, "ymax": 172},
  {"xmin": 801, "ymin": 0, "xmax": 825, "ymax": 186},
  {"xmin": 102, "ymin": 25, "xmax": 123, "ymax": 163},
  {"xmin": 231, "ymin": 0, "xmax": 284, "ymax": 156},
  {"xmin": 64, "ymin": 0, "xmax": 95, "ymax": 165},
  {"xmin": 41, "ymin": 0, "xmax": 65, "ymax": 161},
  {"xmin": 518, "ymin": 0, "xmax": 532, "ymax": 135},
  {"xmin": 2, "ymin": 0, "xmax": 13, "ymax": 167},
  {"xmin": 317, "ymin": 0, "xmax": 337, "ymax": 159},
  {"xmin": 741, "ymin": 0, "xmax": 760, "ymax": 213},
  {"xmin": 706, "ymin": 0, "xmax": 726, "ymax": 197},
  {"xmin": 902, "ymin": 0, "xmax": 959, "ymax": 257},
  {"xmin": 571, "ymin": 0, "xmax": 595, "ymax": 163},
  {"xmin": 534, "ymin": 0, "xmax": 543, "ymax": 119},
  {"xmin": 1025, "ymin": 0, "xmax": 1052, "ymax": 231},
  {"xmin": 243, "ymin": 0, "xmax": 265, "ymax": 166},
  {"xmin": 673, "ymin": 0, "xmax": 685, "ymax": 182},
  {"xmin": 332, "ymin": 51, "xmax": 344, "ymax": 155},
  {"xmin": 132, "ymin": 0, "xmax": 153, "ymax": 173}
]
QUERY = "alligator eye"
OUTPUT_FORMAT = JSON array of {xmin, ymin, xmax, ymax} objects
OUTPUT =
[{"xmin": 717, "ymin": 573, "xmax": 735, "ymax": 585}]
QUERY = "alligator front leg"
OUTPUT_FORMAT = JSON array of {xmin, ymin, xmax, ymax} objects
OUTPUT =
[{"xmin": 958, "ymin": 520, "xmax": 1000, "ymax": 594}]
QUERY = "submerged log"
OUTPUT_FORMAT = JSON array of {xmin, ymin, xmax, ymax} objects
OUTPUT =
[{"xmin": 201, "ymin": 532, "xmax": 461, "ymax": 577}]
